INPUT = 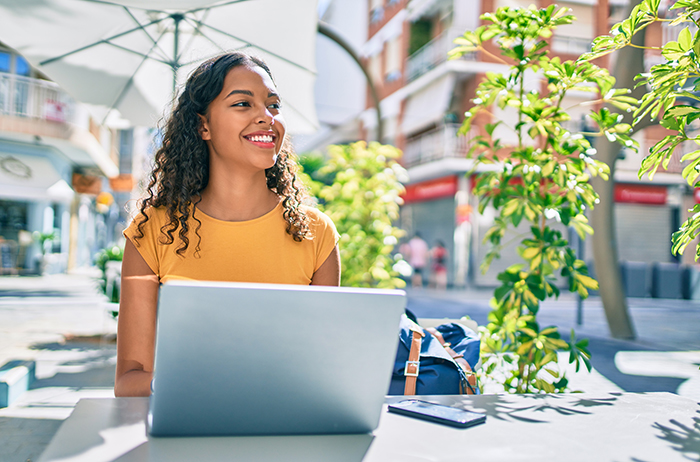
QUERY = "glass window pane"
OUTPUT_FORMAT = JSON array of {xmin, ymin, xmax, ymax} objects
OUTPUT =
[
  {"xmin": 15, "ymin": 56, "xmax": 30, "ymax": 76},
  {"xmin": 0, "ymin": 52, "xmax": 10, "ymax": 73}
]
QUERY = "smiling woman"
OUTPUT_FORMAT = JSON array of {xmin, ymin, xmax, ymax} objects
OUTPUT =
[{"xmin": 115, "ymin": 52, "xmax": 340, "ymax": 397}]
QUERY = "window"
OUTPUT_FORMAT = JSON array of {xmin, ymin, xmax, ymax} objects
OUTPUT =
[
  {"xmin": 0, "ymin": 51, "xmax": 31, "ymax": 76},
  {"xmin": 370, "ymin": 0, "xmax": 384, "ymax": 23},
  {"xmin": 0, "ymin": 52, "xmax": 10, "ymax": 73},
  {"xmin": 385, "ymin": 37, "xmax": 402, "ymax": 82},
  {"xmin": 15, "ymin": 56, "xmax": 30, "ymax": 76},
  {"xmin": 409, "ymin": 20, "xmax": 432, "ymax": 56}
]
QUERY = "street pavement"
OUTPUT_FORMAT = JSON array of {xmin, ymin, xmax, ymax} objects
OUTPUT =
[
  {"xmin": 407, "ymin": 287, "xmax": 700, "ymax": 397},
  {"xmin": 0, "ymin": 273, "xmax": 698, "ymax": 461}
]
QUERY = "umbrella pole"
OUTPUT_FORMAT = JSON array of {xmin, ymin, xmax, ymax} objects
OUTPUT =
[
  {"xmin": 318, "ymin": 22, "xmax": 383, "ymax": 143},
  {"xmin": 172, "ymin": 13, "xmax": 184, "ymax": 95}
]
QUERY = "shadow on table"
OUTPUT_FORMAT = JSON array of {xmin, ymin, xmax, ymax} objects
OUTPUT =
[
  {"xmin": 635, "ymin": 408, "xmax": 700, "ymax": 462},
  {"xmin": 448, "ymin": 392, "xmax": 621, "ymax": 424}
]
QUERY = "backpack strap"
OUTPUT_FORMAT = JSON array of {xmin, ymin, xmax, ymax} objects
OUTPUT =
[
  {"xmin": 425, "ymin": 327, "xmax": 477, "ymax": 395},
  {"xmin": 404, "ymin": 325, "xmax": 424, "ymax": 395}
]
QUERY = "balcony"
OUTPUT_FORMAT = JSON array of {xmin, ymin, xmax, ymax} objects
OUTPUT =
[
  {"xmin": 403, "ymin": 123, "xmax": 473, "ymax": 167},
  {"xmin": 406, "ymin": 30, "xmax": 476, "ymax": 82},
  {"xmin": 0, "ymin": 73, "xmax": 73, "ymax": 123},
  {"xmin": 551, "ymin": 35, "xmax": 592, "ymax": 55}
]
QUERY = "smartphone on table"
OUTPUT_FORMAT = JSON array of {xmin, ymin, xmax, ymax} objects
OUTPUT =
[{"xmin": 388, "ymin": 399, "xmax": 486, "ymax": 429}]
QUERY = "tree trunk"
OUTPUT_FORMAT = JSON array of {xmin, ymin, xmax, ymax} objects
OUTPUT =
[{"xmin": 591, "ymin": 1, "xmax": 647, "ymax": 340}]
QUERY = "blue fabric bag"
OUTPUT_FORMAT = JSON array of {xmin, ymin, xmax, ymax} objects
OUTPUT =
[{"xmin": 388, "ymin": 311, "xmax": 480, "ymax": 395}]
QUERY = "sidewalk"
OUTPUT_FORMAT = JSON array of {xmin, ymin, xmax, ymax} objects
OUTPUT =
[{"xmin": 0, "ymin": 272, "xmax": 117, "ymax": 462}]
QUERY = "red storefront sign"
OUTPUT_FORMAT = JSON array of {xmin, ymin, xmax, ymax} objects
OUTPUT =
[
  {"xmin": 614, "ymin": 184, "xmax": 667, "ymax": 205},
  {"xmin": 402, "ymin": 175, "xmax": 458, "ymax": 204}
]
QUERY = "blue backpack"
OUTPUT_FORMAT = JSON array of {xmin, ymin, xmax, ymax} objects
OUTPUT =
[{"xmin": 388, "ymin": 311, "xmax": 480, "ymax": 395}]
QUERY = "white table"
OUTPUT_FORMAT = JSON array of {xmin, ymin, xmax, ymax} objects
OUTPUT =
[{"xmin": 38, "ymin": 393, "xmax": 700, "ymax": 462}]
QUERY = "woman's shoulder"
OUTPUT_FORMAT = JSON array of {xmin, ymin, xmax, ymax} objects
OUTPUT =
[
  {"xmin": 124, "ymin": 205, "xmax": 169, "ymax": 238},
  {"xmin": 130, "ymin": 205, "xmax": 169, "ymax": 225},
  {"xmin": 300, "ymin": 204, "xmax": 334, "ymax": 228}
]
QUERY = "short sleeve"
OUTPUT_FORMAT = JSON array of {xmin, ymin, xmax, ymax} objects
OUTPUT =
[
  {"xmin": 305, "ymin": 207, "xmax": 340, "ymax": 272},
  {"xmin": 123, "ymin": 208, "xmax": 161, "ymax": 277}
]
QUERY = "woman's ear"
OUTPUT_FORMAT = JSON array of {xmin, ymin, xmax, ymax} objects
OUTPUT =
[{"xmin": 198, "ymin": 114, "xmax": 211, "ymax": 141}]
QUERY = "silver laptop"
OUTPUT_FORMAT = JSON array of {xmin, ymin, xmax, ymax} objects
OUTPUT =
[{"xmin": 148, "ymin": 280, "xmax": 406, "ymax": 437}]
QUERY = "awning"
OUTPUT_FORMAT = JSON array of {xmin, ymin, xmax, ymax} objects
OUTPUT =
[
  {"xmin": 401, "ymin": 74, "xmax": 455, "ymax": 135},
  {"xmin": 0, "ymin": 130, "xmax": 119, "ymax": 178},
  {"xmin": 0, "ymin": 153, "xmax": 74, "ymax": 203}
]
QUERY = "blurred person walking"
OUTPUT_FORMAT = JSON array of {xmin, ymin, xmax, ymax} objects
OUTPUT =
[
  {"xmin": 405, "ymin": 232, "xmax": 429, "ymax": 288},
  {"xmin": 430, "ymin": 240, "xmax": 448, "ymax": 290}
]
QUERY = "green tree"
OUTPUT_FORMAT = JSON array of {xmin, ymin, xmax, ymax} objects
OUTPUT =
[
  {"xmin": 581, "ymin": 0, "xmax": 700, "ymax": 260},
  {"xmin": 314, "ymin": 141, "xmax": 407, "ymax": 289},
  {"xmin": 449, "ymin": 5, "xmax": 635, "ymax": 393}
]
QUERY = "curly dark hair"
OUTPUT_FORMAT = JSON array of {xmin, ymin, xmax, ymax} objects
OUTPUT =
[{"xmin": 132, "ymin": 51, "xmax": 309, "ymax": 256}]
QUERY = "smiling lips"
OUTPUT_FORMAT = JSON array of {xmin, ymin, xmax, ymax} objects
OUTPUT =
[{"xmin": 244, "ymin": 132, "xmax": 276, "ymax": 149}]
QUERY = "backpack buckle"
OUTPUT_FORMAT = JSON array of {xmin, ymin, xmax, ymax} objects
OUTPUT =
[{"xmin": 404, "ymin": 360, "xmax": 420, "ymax": 377}]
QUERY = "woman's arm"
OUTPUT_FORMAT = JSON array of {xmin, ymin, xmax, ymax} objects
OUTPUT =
[
  {"xmin": 114, "ymin": 238, "xmax": 160, "ymax": 397},
  {"xmin": 310, "ymin": 245, "xmax": 340, "ymax": 286}
]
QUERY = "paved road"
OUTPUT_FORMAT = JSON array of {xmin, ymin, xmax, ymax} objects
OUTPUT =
[
  {"xmin": 0, "ymin": 274, "xmax": 698, "ymax": 461},
  {"xmin": 407, "ymin": 287, "xmax": 700, "ymax": 397}
]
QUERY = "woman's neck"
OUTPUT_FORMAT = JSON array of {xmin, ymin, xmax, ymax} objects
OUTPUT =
[{"xmin": 196, "ymin": 169, "xmax": 279, "ymax": 222}]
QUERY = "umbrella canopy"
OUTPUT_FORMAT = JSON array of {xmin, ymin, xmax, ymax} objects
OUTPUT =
[{"xmin": 0, "ymin": 0, "xmax": 319, "ymax": 133}]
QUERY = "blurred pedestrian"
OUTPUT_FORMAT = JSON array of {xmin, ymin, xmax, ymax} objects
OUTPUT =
[
  {"xmin": 430, "ymin": 240, "xmax": 448, "ymax": 290},
  {"xmin": 406, "ymin": 232, "xmax": 429, "ymax": 288}
]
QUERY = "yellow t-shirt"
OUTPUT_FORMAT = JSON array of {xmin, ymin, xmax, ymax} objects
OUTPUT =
[{"xmin": 123, "ymin": 202, "xmax": 338, "ymax": 285}]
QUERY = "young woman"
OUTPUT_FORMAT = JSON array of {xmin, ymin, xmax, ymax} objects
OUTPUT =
[{"xmin": 115, "ymin": 52, "xmax": 340, "ymax": 397}]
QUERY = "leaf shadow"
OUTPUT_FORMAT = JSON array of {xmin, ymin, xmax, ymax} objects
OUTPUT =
[
  {"xmin": 650, "ymin": 408, "xmax": 700, "ymax": 462},
  {"xmin": 403, "ymin": 392, "xmax": 621, "ymax": 424}
]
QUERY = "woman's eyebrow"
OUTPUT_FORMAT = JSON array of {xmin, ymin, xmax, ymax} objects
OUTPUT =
[
  {"xmin": 224, "ymin": 89, "xmax": 279, "ymax": 99},
  {"xmin": 225, "ymin": 89, "xmax": 253, "ymax": 98}
]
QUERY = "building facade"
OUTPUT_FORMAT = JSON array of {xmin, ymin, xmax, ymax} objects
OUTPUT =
[
  {"xmin": 0, "ymin": 42, "xmax": 130, "ymax": 274},
  {"xmin": 308, "ymin": 0, "xmax": 693, "ymax": 287}
]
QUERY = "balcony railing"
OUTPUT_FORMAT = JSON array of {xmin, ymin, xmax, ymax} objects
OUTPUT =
[
  {"xmin": 403, "ymin": 123, "xmax": 474, "ymax": 167},
  {"xmin": 551, "ymin": 35, "xmax": 592, "ymax": 55},
  {"xmin": 406, "ymin": 30, "xmax": 476, "ymax": 82},
  {"xmin": 0, "ymin": 73, "xmax": 73, "ymax": 123}
]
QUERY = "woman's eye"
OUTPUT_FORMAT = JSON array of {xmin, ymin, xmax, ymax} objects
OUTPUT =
[
  {"xmin": 232, "ymin": 101, "xmax": 250, "ymax": 107},
  {"xmin": 268, "ymin": 102, "xmax": 282, "ymax": 110}
]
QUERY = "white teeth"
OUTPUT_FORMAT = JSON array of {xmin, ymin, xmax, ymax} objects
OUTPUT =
[{"xmin": 249, "ymin": 135, "xmax": 273, "ymax": 143}]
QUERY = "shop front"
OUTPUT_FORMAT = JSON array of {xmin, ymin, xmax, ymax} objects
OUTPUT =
[{"xmin": 399, "ymin": 175, "xmax": 460, "ymax": 287}]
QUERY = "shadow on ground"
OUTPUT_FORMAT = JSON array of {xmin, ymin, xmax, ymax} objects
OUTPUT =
[
  {"xmin": 0, "ymin": 416, "xmax": 63, "ymax": 462},
  {"xmin": 29, "ymin": 339, "xmax": 117, "ymax": 389},
  {"xmin": 407, "ymin": 296, "xmax": 689, "ymax": 395},
  {"xmin": 586, "ymin": 337, "xmax": 688, "ymax": 393}
]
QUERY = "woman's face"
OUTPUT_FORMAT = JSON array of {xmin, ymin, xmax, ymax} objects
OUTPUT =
[{"xmin": 199, "ymin": 64, "xmax": 286, "ymax": 172}]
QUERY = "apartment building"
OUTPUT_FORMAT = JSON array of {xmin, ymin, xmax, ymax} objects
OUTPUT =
[
  {"xmin": 306, "ymin": 0, "xmax": 693, "ymax": 287},
  {"xmin": 0, "ymin": 43, "xmax": 128, "ymax": 274}
]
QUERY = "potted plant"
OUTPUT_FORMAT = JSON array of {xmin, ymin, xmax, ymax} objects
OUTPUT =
[
  {"xmin": 95, "ymin": 244, "xmax": 124, "ymax": 318},
  {"xmin": 32, "ymin": 231, "xmax": 56, "ymax": 274}
]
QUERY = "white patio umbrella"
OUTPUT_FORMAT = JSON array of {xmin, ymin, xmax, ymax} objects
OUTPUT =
[{"xmin": 0, "ymin": 0, "xmax": 319, "ymax": 132}]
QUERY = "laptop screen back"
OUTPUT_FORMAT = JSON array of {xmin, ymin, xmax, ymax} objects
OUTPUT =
[{"xmin": 149, "ymin": 281, "xmax": 406, "ymax": 436}]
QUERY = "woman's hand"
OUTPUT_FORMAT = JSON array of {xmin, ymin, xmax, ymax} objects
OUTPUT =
[
  {"xmin": 114, "ymin": 238, "xmax": 160, "ymax": 397},
  {"xmin": 310, "ymin": 245, "xmax": 340, "ymax": 286}
]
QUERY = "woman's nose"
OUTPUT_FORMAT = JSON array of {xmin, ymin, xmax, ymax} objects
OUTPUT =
[{"xmin": 257, "ymin": 107, "xmax": 274, "ymax": 125}]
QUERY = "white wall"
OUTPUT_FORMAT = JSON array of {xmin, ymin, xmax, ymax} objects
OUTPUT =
[{"xmin": 314, "ymin": 0, "xmax": 368, "ymax": 127}]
